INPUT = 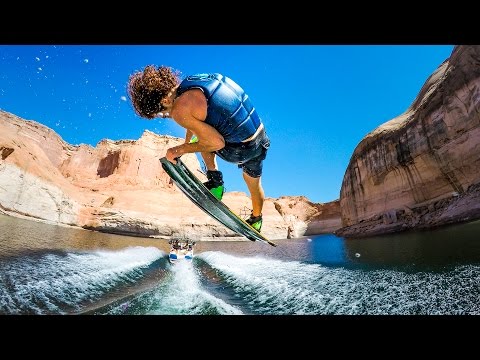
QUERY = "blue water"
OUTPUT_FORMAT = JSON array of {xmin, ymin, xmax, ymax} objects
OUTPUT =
[{"xmin": 1, "ymin": 214, "xmax": 480, "ymax": 315}]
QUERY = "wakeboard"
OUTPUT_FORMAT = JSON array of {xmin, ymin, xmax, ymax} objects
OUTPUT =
[{"xmin": 160, "ymin": 157, "xmax": 277, "ymax": 247}]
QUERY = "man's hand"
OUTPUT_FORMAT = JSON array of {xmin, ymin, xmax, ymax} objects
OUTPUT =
[{"xmin": 166, "ymin": 146, "xmax": 181, "ymax": 164}]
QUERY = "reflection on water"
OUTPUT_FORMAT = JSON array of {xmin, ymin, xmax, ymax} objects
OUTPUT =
[
  {"xmin": 0, "ymin": 214, "xmax": 171, "ymax": 257},
  {"xmin": 1, "ymin": 214, "xmax": 480, "ymax": 315},
  {"xmin": 343, "ymin": 220, "xmax": 480, "ymax": 270}
]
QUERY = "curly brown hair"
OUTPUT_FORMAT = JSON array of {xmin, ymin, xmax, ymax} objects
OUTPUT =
[{"xmin": 127, "ymin": 65, "xmax": 181, "ymax": 119}]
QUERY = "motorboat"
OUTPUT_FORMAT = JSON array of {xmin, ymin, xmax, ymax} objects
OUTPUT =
[{"xmin": 168, "ymin": 239, "xmax": 195, "ymax": 263}]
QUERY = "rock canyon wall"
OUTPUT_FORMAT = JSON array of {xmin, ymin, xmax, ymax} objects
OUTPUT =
[
  {"xmin": 336, "ymin": 45, "xmax": 480, "ymax": 238},
  {"xmin": 3, "ymin": 45, "xmax": 479, "ymax": 241},
  {"xmin": 0, "ymin": 111, "xmax": 339, "ymax": 240}
]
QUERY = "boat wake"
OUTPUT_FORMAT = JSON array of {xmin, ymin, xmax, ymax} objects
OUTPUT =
[
  {"xmin": 197, "ymin": 251, "xmax": 480, "ymax": 315},
  {"xmin": 0, "ymin": 246, "xmax": 163, "ymax": 314},
  {"xmin": 3, "ymin": 247, "xmax": 480, "ymax": 315}
]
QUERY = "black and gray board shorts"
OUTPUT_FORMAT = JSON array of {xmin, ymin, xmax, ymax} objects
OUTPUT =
[{"xmin": 215, "ymin": 127, "xmax": 270, "ymax": 178}]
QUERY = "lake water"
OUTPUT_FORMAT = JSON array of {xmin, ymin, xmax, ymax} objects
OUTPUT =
[{"xmin": 1, "ymin": 213, "xmax": 479, "ymax": 315}]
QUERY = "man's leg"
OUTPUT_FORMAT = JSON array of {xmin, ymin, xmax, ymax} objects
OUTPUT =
[
  {"xmin": 200, "ymin": 152, "xmax": 218, "ymax": 171},
  {"xmin": 243, "ymin": 172, "xmax": 264, "ymax": 217},
  {"xmin": 200, "ymin": 152, "xmax": 224, "ymax": 201}
]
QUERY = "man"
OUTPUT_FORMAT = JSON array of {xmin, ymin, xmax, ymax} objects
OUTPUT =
[{"xmin": 127, "ymin": 65, "xmax": 270, "ymax": 232}]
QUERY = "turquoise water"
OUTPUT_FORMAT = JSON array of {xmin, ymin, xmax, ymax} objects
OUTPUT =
[{"xmin": 1, "ymin": 214, "xmax": 480, "ymax": 315}]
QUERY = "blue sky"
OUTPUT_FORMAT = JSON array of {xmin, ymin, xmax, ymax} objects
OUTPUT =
[{"xmin": 0, "ymin": 45, "xmax": 454, "ymax": 203}]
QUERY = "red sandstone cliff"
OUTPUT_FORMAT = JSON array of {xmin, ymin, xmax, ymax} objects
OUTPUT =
[
  {"xmin": 0, "ymin": 110, "xmax": 339, "ymax": 240},
  {"xmin": 336, "ymin": 45, "xmax": 480, "ymax": 238},
  {"xmin": 5, "ymin": 46, "xmax": 475, "ymax": 241}
]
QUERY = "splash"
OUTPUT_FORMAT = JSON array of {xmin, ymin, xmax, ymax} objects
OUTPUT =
[
  {"xmin": 198, "ymin": 251, "xmax": 480, "ymax": 315},
  {"xmin": 0, "ymin": 246, "xmax": 163, "ymax": 314},
  {"xmin": 104, "ymin": 260, "xmax": 242, "ymax": 315}
]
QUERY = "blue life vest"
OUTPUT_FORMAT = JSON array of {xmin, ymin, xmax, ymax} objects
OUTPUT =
[{"xmin": 176, "ymin": 73, "xmax": 262, "ymax": 143}]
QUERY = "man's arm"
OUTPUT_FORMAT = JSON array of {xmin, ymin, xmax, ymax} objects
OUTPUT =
[
  {"xmin": 185, "ymin": 129, "xmax": 194, "ymax": 143},
  {"xmin": 166, "ymin": 89, "xmax": 225, "ymax": 163},
  {"xmin": 166, "ymin": 120, "xmax": 225, "ymax": 162}
]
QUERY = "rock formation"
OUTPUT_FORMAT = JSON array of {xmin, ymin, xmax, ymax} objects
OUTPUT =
[
  {"xmin": 0, "ymin": 110, "xmax": 340, "ymax": 240},
  {"xmin": 5, "ymin": 46, "xmax": 476, "ymax": 242},
  {"xmin": 336, "ymin": 45, "xmax": 480, "ymax": 238}
]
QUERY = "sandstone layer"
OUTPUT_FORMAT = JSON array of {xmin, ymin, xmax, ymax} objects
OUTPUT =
[
  {"xmin": 336, "ymin": 45, "xmax": 480, "ymax": 238},
  {"xmin": 0, "ymin": 111, "xmax": 340, "ymax": 240}
]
